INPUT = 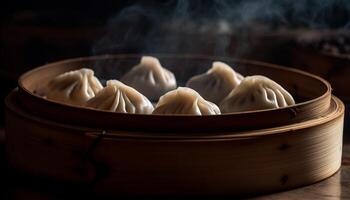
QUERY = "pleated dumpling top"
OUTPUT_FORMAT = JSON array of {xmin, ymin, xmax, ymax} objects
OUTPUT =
[{"xmin": 86, "ymin": 80, "xmax": 154, "ymax": 114}]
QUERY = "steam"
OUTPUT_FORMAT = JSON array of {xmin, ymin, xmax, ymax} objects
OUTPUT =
[{"xmin": 92, "ymin": 0, "xmax": 350, "ymax": 57}]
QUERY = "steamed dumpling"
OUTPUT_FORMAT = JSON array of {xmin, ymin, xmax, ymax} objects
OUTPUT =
[
  {"xmin": 186, "ymin": 61, "xmax": 243, "ymax": 104},
  {"xmin": 220, "ymin": 75, "xmax": 295, "ymax": 113},
  {"xmin": 86, "ymin": 80, "xmax": 154, "ymax": 114},
  {"xmin": 153, "ymin": 87, "xmax": 221, "ymax": 115},
  {"xmin": 121, "ymin": 56, "xmax": 176, "ymax": 101},
  {"xmin": 42, "ymin": 68, "xmax": 103, "ymax": 106}
]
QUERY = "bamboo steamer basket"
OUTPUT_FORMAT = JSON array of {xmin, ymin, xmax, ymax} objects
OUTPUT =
[{"xmin": 5, "ymin": 55, "xmax": 344, "ymax": 196}]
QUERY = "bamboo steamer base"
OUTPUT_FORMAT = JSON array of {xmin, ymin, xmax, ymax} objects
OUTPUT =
[{"xmin": 5, "ymin": 90, "xmax": 344, "ymax": 196}]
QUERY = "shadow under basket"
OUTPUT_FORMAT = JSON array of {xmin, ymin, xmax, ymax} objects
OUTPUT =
[{"xmin": 5, "ymin": 54, "xmax": 345, "ymax": 196}]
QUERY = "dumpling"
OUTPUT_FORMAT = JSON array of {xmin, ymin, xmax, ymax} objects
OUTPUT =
[
  {"xmin": 153, "ymin": 87, "xmax": 221, "ymax": 115},
  {"xmin": 220, "ymin": 75, "xmax": 295, "ymax": 113},
  {"xmin": 42, "ymin": 68, "xmax": 103, "ymax": 106},
  {"xmin": 120, "ymin": 56, "xmax": 176, "ymax": 101},
  {"xmin": 86, "ymin": 80, "xmax": 154, "ymax": 114},
  {"xmin": 186, "ymin": 61, "xmax": 243, "ymax": 104}
]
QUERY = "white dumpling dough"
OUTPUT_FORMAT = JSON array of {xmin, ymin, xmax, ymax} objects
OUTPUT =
[
  {"xmin": 86, "ymin": 80, "xmax": 154, "ymax": 114},
  {"xmin": 186, "ymin": 61, "xmax": 243, "ymax": 104},
  {"xmin": 121, "ymin": 56, "xmax": 176, "ymax": 101},
  {"xmin": 43, "ymin": 68, "xmax": 103, "ymax": 106},
  {"xmin": 153, "ymin": 87, "xmax": 221, "ymax": 115},
  {"xmin": 220, "ymin": 75, "xmax": 295, "ymax": 113}
]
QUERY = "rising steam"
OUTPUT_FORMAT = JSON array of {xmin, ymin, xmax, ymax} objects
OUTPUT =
[{"xmin": 92, "ymin": 0, "xmax": 350, "ymax": 57}]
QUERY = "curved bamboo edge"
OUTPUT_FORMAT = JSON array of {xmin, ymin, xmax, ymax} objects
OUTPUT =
[
  {"xmin": 4, "ymin": 90, "xmax": 345, "ymax": 196},
  {"xmin": 17, "ymin": 54, "xmax": 332, "ymax": 132},
  {"xmin": 18, "ymin": 54, "xmax": 332, "ymax": 115}
]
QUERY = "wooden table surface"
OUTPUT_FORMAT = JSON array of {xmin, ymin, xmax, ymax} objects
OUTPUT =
[{"xmin": 0, "ymin": 129, "xmax": 349, "ymax": 199}]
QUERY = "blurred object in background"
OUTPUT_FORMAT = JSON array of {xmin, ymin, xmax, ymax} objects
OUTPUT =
[{"xmin": 292, "ymin": 30, "xmax": 350, "ymax": 102}]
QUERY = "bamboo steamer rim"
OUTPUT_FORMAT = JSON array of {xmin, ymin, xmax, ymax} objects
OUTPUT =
[
  {"xmin": 6, "ymin": 89, "xmax": 344, "ymax": 140},
  {"xmin": 17, "ymin": 54, "xmax": 334, "ymax": 132},
  {"xmin": 18, "ymin": 54, "xmax": 332, "ymax": 116}
]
